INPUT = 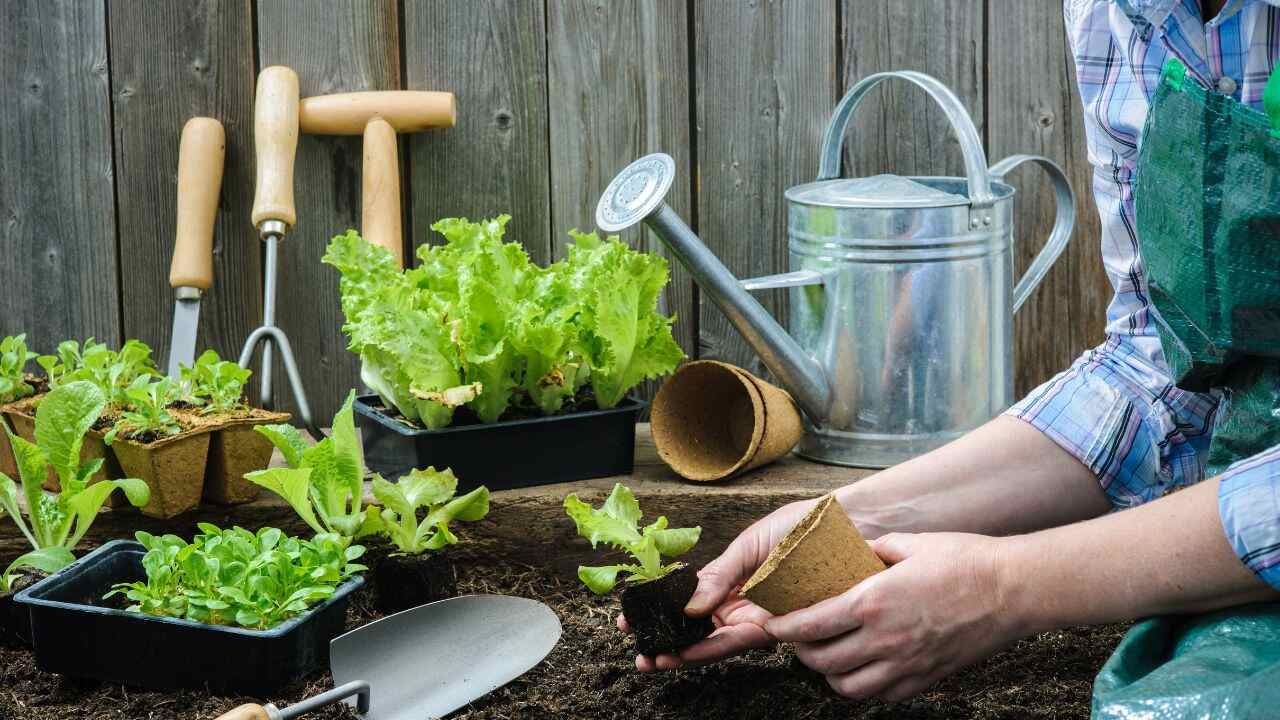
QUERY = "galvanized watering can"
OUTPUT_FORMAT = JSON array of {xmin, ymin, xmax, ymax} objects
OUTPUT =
[{"xmin": 596, "ymin": 71, "xmax": 1075, "ymax": 468}]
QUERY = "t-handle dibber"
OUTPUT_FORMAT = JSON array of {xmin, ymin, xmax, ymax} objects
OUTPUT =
[
  {"xmin": 239, "ymin": 65, "xmax": 322, "ymax": 439},
  {"xmin": 299, "ymin": 90, "xmax": 457, "ymax": 268}
]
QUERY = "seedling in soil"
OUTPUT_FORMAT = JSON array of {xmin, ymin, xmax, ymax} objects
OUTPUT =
[
  {"xmin": 564, "ymin": 483, "xmax": 712, "ymax": 655},
  {"xmin": 180, "ymin": 349, "xmax": 252, "ymax": 415},
  {"xmin": 0, "ymin": 334, "xmax": 37, "ymax": 405},
  {"xmin": 246, "ymin": 390, "xmax": 372, "ymax": 540},
  {"xmin": 0, "ymin": 381, "xmax": 150, "ymax": 590},
  {"xmin": 107, "ymin": 523, "xmax": 366, "ymax": 630},
  {"xmin": 364, "ymin": 466, "xmax": 489, "ymax": 612},
  {"xmin": 104, "ymin": 376, "xmax": 182, "ymax": 443},
  {"xmin": 38, "ymin": 338, "xmax": 161, "ymax": 408}
]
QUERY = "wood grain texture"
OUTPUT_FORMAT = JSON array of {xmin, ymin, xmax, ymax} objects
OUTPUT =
[
  {"xmin": 987, "ymin": 1, "xmax": 1108, "ymax": 396},
  {"xmin": 546, "ymin": 0, "xmax": 696, "ymax": 363},
  {"xmin": 695, "ymin": 0, "xmax": 839, "ymax": 376},
  {"xmin": 0, "ymin": 0, "xmax": 120, "ymax": 350},
  {"xmin": 404, "ymin": 1, "xmax": 552, "ymax": 265},
  {"xmin": 109, "ymin": 0, "xmax": 259, "ymax": 380},
  {"xmin": 255, "ymin": 0, "xmax": 401, "ymax": 422}
]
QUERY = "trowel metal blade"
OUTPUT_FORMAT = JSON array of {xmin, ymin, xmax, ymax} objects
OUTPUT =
[
  {"xmin": 330, "ymin": 594, "xmax": 562, "ymax": 720},
  {"xmin": 166, "ymin": 296, "xmax": 200, "ymax": 379}
]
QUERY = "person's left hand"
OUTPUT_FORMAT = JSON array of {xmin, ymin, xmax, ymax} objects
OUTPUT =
[{"xmin": 764, "ymin": 532, "xmax": 1023, "ymax": 702}]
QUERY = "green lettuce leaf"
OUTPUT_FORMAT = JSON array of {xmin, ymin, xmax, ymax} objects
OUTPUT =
[{"xmin": 563, "ymin": 483, "xmax": 700, "ymax": 591}]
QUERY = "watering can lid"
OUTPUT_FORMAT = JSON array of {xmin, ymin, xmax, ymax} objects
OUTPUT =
[{"xmin": 787, "ymin": 174, "xmax": 969, "ymax": 209}]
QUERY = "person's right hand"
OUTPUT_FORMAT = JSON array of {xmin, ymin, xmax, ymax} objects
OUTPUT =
[{"xmin": 622, "ymin": 497, "xmax": 820, "ymax": 672}]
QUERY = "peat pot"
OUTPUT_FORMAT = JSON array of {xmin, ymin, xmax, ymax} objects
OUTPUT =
[
  {"xmin": 596, "ymin": 70, "xmax": 1076, "ymax": 468},
  {"xmin": 354, "ymin": 394, "xmax": 644, "ymax": 489},
  {"xmin": 15, "ymin": 541, "xmax": 363, "ymax": 695}
]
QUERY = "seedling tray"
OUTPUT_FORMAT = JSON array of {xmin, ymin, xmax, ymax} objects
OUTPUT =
[
  {"xmin": 15, "ymin": 540, "xmax": 363, "ymax": 695},
  {"xmin": 354, "ymin": 394, "xmax": 644, "ymax": 489}
]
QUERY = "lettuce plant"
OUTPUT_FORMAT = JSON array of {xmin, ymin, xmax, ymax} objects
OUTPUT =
[
  {"xmin": 104, "ymin": 376, "xmax": 181, "ymax": 443},
  {"xmin": 180, "ymin": 349, "xmax": 251, "ymax": 414},
  {"xmin": 322, "ymin": 216, "xmax": 684, "ymax": 429},
  {"xmin": 38, "ymin": 338, "xmax": 160, "ymax": 407},
  {"xmin": 246, "ymin": 390, "xmax": 371, "ymax": 540},
  {"xmin": 366, "ymin": 467, "xmax": 489, "ymax": 555},
  {"xmin": 0, "ymin": 334, "xmax": 38, "ymax": 404},
  {"xmin": 564, "ymin": 483, "xmax": 700, "ymax": 594},
  {"xmin": 0, "ymin": 381, "xmax": 150, "ymax": 592},
  {"xmin": 106, "ymin": 524, "xmax": 365, "ymax": 630}
]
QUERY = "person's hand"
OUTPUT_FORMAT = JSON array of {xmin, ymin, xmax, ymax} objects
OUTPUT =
[
  {"xmin": 619, "ymin": 498, "xmax": 819, "ymax": 671},
  {"xmin": 764, "ymin": 532, "xmax": 1020, "ymax": 701}
]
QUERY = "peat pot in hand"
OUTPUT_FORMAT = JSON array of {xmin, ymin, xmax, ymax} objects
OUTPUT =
[{"xmin": 596, "ymin": 70, "xmax": 1076, "ymax": 469}]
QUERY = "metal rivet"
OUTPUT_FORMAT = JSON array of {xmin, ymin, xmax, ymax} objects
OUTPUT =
[
  {"xmin": 970, "ymin": 218, "xmax": 980, "ymax": 229},
  {"xmin": 982, "ymin": 215, "xmax": 991, "ymax": 226}
]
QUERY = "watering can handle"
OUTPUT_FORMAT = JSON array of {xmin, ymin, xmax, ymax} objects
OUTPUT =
[
  {"xmin": 818, "ymin": 71, "xmax": 995, "ymax": 208},
  {"xmin": 989, "ymin": 154, "xmax": 1076, "ymax": 314}
]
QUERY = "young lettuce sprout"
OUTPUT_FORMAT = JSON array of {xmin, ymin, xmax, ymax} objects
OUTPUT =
[
  {"xmin": 0, "ymin": 381, "xmax": 150, "ymax": 592},
  {"xmin": 104, "ymin": 376, "xmax": 182, "ymax": 443},
  {"xmin": 0, "ymin": 334, "xmax": 38, "ymax": 405},
  {"xmin": 367, "ymin": 467, "xmax": 489, "ymax": 554},
  {"xmin": 180, "ymin": 349, "xmax": 252, "ymax": 414},
  {"xmin": 246, "ymin": 390, "xmax": 371, "ymax": 540},
  {"xmin": 564, "ymin": 483, "xmax": 700, "ymax": 594}
]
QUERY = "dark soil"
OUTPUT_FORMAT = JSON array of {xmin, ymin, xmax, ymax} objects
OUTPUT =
[
  {"xmin": 0, "ymin": 557, "xmax": 1127, "ymax": 720},
  {"xmin": 0, "ymin": 572, "xmax": 43, "ymax": 647},
  {"xmin": 621, "ymin": 565, "xmax": 714, "ymax": 655},
  {"xmin": 367, "ymin": 544, "xmax": 458, "ymax": 615}
]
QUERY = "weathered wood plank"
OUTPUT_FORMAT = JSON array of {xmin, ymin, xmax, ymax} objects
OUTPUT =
[
  {"xmin": 695, "ymin": 0, "xmax": 839, "ymax": 376},
  {"xmin": 987, "ymin": 2, "xmax": 1108, "ymax": 396},
  {"xmin": 255, "ymin": 0, "xmax": 401, "ymax": 423},
  {"xmin": 545, "ymin": 0, "xmax": 696, "ymax": 363},
  {"xmin": 404, "ymin": 0, "xmax": 552, "ymax": 266},
  {"xmin": 109, "ymin": 0, "xmax": 260, "ymax": 380},
  {"xmin": 0, "ymin": 1, "xmax": 120, "ymax": 350}
]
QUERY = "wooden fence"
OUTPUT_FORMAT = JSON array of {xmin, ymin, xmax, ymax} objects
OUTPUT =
[{"xmin": 0, "ymin": 0, "xmax": 1109, "ymax": 421}]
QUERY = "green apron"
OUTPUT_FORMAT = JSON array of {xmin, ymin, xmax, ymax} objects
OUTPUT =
[{"xmin": 1092, "ymin": 55, "xmax": 1280, "ymax": 720}]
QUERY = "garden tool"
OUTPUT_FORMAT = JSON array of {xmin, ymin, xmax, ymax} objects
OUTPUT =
[
  {"xmin": 212, "ymin": 595, "xmax": 562, "ymax": 720},
  {"xmin": 166, "ymin": 117, "xmax": 224, "ymax": 379},
  {"xmin": 239, "ymin": 65, "xmax": 322, "ymax": 439},
  {"xmin": 298, "ymin": 90, "xmax": 456, "ymax": 266},
  {"xmin": 596, "ymin": 70, "xmax": 1075, "ymax": 469}
]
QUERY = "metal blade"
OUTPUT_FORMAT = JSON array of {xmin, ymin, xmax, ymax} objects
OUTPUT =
[
  {"xmin": 330, "ymin": 595, "xmax": 562, "ymax": 720},
  {"xmin": 167, "ymin": 295, "xmax": 200, "ymax": 378}
]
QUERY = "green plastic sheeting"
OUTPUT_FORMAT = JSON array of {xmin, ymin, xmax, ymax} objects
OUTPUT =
[{"xmin": 1093, "ymin": 603, "xmax": 1280, "ymax": 719}]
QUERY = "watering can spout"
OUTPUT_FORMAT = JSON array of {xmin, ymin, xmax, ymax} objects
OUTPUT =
[{"xmin": 595, "ymin": 154, "xmax": 833, "ymax": 422}]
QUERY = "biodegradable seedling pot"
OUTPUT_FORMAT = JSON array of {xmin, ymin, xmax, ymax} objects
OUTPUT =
[
  {"xmin": 200, "ymin": 409, "xmax": 291, "ymax": 505},
  {"xmin": 15, "ymin": 541, "xmax": 363, "ymax": 695},
  {"xmin": 372, "ymin": 550, "xmax": 457, "ymax": 615},
  {"xmin": 109, "ymin": 429, "xmax": 211, "ymax": 518},
  {"xmin": 651, "ymin": 360, "xmax": 804, "ymax": 482},
  {"xmin": 741, "ymin": 494, "xmax": 885, "ymax": 616},
  {"xmin": 621, "ymin": 564, "xmax": 714, "ymax": 656},
  {"xmin": 0, "ymin": 411, "xmax": 17, "ymax": 479}
]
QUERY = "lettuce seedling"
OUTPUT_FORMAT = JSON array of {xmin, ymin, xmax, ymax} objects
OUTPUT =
[
  {"xmin": 107, "ymin": 524, "xmax": 365, "ymax": 630},
  {"xmin": 564, "ymin": 483, "xmax": 700, "ymax": 594},
  {"xmin": 246, "ymin": 390, "xmax": 372, "ymax": 540},
  {"xmin": 0, "ymin": 334, "xmax": 38, "ymax": 404},
  {"xmin": 180, "ymin": 349, "xmax": 251, "ymax": 414},
  {"xmin": 366, "ymin": 467, "xmax": 489, "ymax": 554},
  {"xmin": 0, "ymin": 381, "xmax": 150, "ymax": 592},
  {"xmin": 38, "ymin": 338, "xmax": 160, "ymax": 407},
  {"xmin": 104, "ymin": 376, "xmax": 181, "ymax": 443}
]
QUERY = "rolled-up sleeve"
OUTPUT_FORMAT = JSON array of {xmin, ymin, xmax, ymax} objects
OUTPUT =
[{"xmin": 1219, "ymin": 447, "xmax": 1280, "ymax": 590}]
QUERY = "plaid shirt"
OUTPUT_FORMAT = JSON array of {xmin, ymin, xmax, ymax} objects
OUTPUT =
[{"xmin": 1008, "ymin": 0, "xmax": 1280, "ymax": 589}]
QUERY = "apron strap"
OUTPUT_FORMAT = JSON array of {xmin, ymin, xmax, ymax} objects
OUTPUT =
[{"xmin": 1264, "ymin": 63, "xmax": 1280, "ymax": 138}]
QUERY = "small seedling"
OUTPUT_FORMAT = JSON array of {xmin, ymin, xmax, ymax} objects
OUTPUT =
[
  {"xmin": 367, "ymin": 467, "xmax": 489, "ymax": 554},
  {"xmin": 564, "ymin": 483, "xmax": 700, "ymax": 594},
  {"xmin": 105, "ymin": 376, "xmax": 181, "ymax": 443},
  {"xmin": 181, "ymin": 349, "xmax": 252, "ymax": 414},
  {"xmin": 38, "ymin": 338, "xmax": 160, "ymax": 407},
  {"xmin": 0, "ymin": 334, "xmax": 37, "ymax": 404},
  {"xmin": 0, "ymin": 381, "xmax": 149, "ymax": 592}
]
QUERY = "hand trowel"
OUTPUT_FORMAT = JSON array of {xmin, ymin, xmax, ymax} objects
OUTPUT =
[
  {"xmin": 214, "ymin": 595, "xmax": 562, "ymax": 720},
  {"xmin": 167, "ymin": 116, "xmax": 225, "ymax": 379}
]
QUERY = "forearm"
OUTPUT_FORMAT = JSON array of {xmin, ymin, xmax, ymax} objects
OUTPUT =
[
  {"xmin": 835, "ymin": 416, "xmax": 1111, "ymax": 539},
  {"xmin": 1002, "ymin": 477, "xmax": 1279, "ymax": 634}
]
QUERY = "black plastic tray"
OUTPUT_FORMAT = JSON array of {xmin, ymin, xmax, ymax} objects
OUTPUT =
[
  {"xmin": 0, "ymin": 590, "xmax": 31, "ymax": 646},
  {"xmin": 354, "ymin": 394, "xmax": 644, "ymax": 489},
  {"xmin": 15, "ymin": 540, "xmax": 363, "ymax": 695}
]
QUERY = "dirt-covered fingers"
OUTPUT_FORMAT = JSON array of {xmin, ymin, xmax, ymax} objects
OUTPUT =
[{"xmin": 616, "ymin": 613, "xmax": 630, "ymax": 633}]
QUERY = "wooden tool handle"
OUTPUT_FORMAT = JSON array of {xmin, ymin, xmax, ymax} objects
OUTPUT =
[
  {"xmin": 300, "ymin": 91, "xmax": 456, "ymax": 135},
  {"xmin": 213, "ymin": 704, "xmax": 270, "ymax": 720},
  {"xmin": 362, "ymin": 117, "xmax": 403, "ymax": 267},
  {"xmin": 170, "ymin": 117, "xmax": 224, "ymax": 290},
  {"xmin": 251, "ymin": 66, "xmax": 300, "ymax": 229}
]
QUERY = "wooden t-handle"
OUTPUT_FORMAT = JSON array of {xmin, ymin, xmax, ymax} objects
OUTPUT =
[
  {"xmin": 251, "ymin": 66, "xmax": 299, "ymax": 230},
  {"xmin": 299, "ymin": 91, "xmax": 456, "ymax": 135},
  {"xmin": 170, "ymin": 117, "xmax": 224, "ymax": 291},
  {"xmin": 212, "ymin": 704, "xmax": 270, "ymax": 720},
  {"xmin": 362, "ymin": 117, "xmax": 403, "ymax": 267}
]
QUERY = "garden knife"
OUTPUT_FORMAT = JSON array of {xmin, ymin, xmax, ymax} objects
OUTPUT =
[
  {"xmin": 167, "ymin": 117, "xmax": 225, "ymax": 379},
  {"xmin": 213, "ymin": 594, "xmax": 562, "ymax": 720}
]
